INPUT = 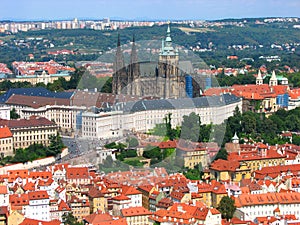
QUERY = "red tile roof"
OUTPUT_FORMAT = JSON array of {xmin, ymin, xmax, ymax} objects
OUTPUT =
[
  {"xmin": 84, "ymin": 211, "xmax": 113, "ymax": 224},
  {"xmin": 0, "ymin": 126, "xmax": 12, "ymax": 139},
  {"xmin": 19, "ymin": 218, "xmax": 61, "ymax": 225},
  {"xmin": 66, "ymin": 167, "xmax": 90, "ymax": 180},
  {"xmin": 122, "ymin": 185, "xmax": 142, "ymax": 196},
  {"xmin": 58, "ymin": 200, "xmax": 71, "ymax": 211},
  {"xmin": 28, "ymin": 190, "xmax": 49, "ymax": 200},
  {"xmin": 210, "ymin": 159, "xmax": 242, "ymax": 172},
  {"xmin": 235, "ymin": 192, "xmax": 300, "ymax": 207},
  {"xmin": 121, "ymin": 206, "xmax": 152, "ymax": 217},
  {"xmin": 0, "ymin": 185, "xmax": 8, "ymax": 194},
  {"xmin": 112, "ymin": 194, "xmax": 130, "ymax": 201}
]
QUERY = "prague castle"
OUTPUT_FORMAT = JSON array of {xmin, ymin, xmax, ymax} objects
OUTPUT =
[{"xmin": 112, "ymin": 25, "xmax": 197, "ymax": 99}]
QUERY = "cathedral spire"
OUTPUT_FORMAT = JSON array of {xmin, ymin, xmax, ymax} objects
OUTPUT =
[{"xmin": 113, "ymin": 33, "xmax": 126, "ymax": 95}]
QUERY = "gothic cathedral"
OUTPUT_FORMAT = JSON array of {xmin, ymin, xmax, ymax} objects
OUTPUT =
[{"xmin": 112, "ymin": 25, "xmax": 188, "ymax": 99}]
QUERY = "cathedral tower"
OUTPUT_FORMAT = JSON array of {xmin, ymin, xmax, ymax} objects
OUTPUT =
[
  {"xmin": 158, "ymin": 24, "xmax": 180, "ymax": 98},
  {"xmin": 112, "ymin": 34, "xmax": 127, "ymax": 95},
  {"xmin": 128, "ymin": 35, "xmax": 140, "ymax": 96}
]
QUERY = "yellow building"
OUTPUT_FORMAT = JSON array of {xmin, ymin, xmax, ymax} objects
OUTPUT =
[
  {"xmin": 228, "ymin": 144, "xmax": 286, "ymax": 172},
  {"xmin": 197, "ymin": 182, "xmax": 213, "ymax": 207},
  {"xmin": 8, "ymin": 210, "xmax": 24, "ymax": 225},
  {"xmin": 209, "ymin": 159, "xmax": 251, "ymax": 182},
  {"xmin": 68, "ymin": 196, "xmax": 90, "ymax": 221},
  {"xmin": 121, "ymin": 206, "xmax": 152, "ymax": 225},
  {"xmin": 1, "ymin": 72, "xmax": 71, "ymax": 86},
  {"xmin": 176, "ymin": 141, "xmax": 209, "ymax": 169},
  {"xmin": 88, "ymin": 187, "xmax": 107, "ymax": 213},
  {"xmin": 0, "ymin": 126, "xmax": 14, "ymax": 156},
  {"xmin": 137, "ymin": 185, "xmax": 157, "ymax": 210},
  {"xmin": 210, "ymin": 180, "xmax": 227, "ymax": 208}
]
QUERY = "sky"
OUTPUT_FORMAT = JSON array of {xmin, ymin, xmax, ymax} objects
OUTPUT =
[{"xmin": 1, "ymin": 0, "xmax": 300, "ymax": 21}]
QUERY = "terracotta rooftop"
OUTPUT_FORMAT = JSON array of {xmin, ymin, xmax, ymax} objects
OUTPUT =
[{"xmin": 0, "ymin": 126, "xmax": 12, "ymax": 139}]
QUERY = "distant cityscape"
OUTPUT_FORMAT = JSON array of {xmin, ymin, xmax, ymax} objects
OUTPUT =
[
  {"xmin": 1, "ymin": 14, "xmax": 300, "ymax": 225},
  {"xmin": 0, "ymin": 17, "xmax": 299, "ymax": 33}
]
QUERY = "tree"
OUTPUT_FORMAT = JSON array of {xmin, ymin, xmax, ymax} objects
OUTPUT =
[
  {"xmin": 181, "ymin": 112, "xmax": 201, "ymax": 142},
  {"xmin": 127, "ymin": 137, "xmax": 139, "ymax": 148},
  {"xmin": 10, "ymin": 108, "xmax": 20, "ymax": 119},
  {"xmin": 48, "ymin": 133, "xmax": 64, "ymax": 156},
  {"xmin": 164, "ymin": 113, "xmax": 179, "ymax": 140},
  {"xmin": 217, "ymin": 196, "xmax": 236, "ymax": 221},
  {"xmin": 62, "ymin": 212, "xmax": 83, "ymax": 225},
  {"xmin": 214, "ymin": 148, "xmax": 228, "ymax": 161}
]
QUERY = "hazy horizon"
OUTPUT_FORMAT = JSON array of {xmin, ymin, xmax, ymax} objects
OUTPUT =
[{"xmin": 1, "ymin": 0, "xmax": 300, "ymax": 21}]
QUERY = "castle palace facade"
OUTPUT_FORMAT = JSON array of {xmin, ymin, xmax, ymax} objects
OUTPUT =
[{"xmin": 112, "ymin": 25, "xmax": 194, "ymax": 99}]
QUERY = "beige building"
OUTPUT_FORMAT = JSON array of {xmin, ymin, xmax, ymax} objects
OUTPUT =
[
  {"xmin": 0, "ymin": 72, "xmax": 71, "ymax": 86},
  {"xmin": 0, "ymin": 116, "xmax": 58, "ymax": 149},
  {"xmin": 176, "ymin": 140, "xmax": 210, "ymax": 169},
  {"xmin": 4, "ymin": 94, "xmax": 84, "ymax": 135},
  {"xmin": 121, "ymin": 206, "xmax": 152, "ymax": 225},
  {"xmin": 0, "ymin": 126, "xmax": 14, "ymax": 156}
]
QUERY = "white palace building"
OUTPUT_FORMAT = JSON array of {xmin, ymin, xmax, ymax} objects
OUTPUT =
[{"xmin": 81, "ymin": 93, "xmax": 242, "ymax": 139}]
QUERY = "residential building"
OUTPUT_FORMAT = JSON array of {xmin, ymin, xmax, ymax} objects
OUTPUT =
[
  {"xmin": 0, "ymin": 186, "xmax": 9, "ymax": 206},
  {"xmin": 0, "ymin": 126, "xmax": 14, "ymax": 156},
  {"xmin": 209, "ymin": 159, "xmax": 251, "ymax": 182},
  {"xmin": 121, "ymin": 206, "xmax": 152, "ymax": 225},
  {"xmin": 0, "ymin": 116, "xmax": 58, "ymax": 149},
  {"xmin": 27, "ymin": 191, "xmax": 50, "ymax": 221},
  {"xmin": 235, "ymin": 192, "xmax": 300, "ymax": 221},
  {"xmin": 227, "ymin": 144, "xmax": 286, "ymax": 173},
  {"xmin": 65, "ymin": 166, "xmax": 91, "ymax": 185},
  {"xmin": 88, "ymin": 187, "xmax": 107, "ymax": 213},
  {"xmin": 149, "ymin": 202, "xmax": 221, "ymax": 225},
  {"xmin": 68, "ymin": 195, "xmax": 90, "ymax": 221},
  {"xmin": 176, "ymin": 140, "xmax": 210, "ymax": 169}
]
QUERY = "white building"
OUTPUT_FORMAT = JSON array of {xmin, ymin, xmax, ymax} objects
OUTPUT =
[
  {"xmin": 26, "ymin": 191, "xmax": 50, "ymax": 221},
  {"xmin": 81, "ymin": 94, "xmax": 242, "ymax": 139},
  {"xmin": 96, "ymin": 147, "xmax": 116, "ymax": 164},
  {"xmin": 235, "ymin": 192, "xmax": 300, "ymax": 221},
  {"xmin": 0, "ymin": 105, "xmax": 10, "ymax": 120},
  {"xmin": 0, "ymin": 185, "xmax": 9, "ymax": 206}
]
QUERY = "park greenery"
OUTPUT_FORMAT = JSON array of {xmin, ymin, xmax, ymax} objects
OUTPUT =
[{"xmin": 0, "ymin": 134, "xmax": 64, "ymax": 166}]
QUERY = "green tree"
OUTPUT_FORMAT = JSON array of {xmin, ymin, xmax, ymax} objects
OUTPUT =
[
  {"xmin": 62, "ymin": 212, "xmax": 83, "ymax": 225},
  {"xmin": 127, "ymin": 137, "xmax": 139, "ymax": 148},
  {"xmin": 242, "ymin": 113, "xmax": 256, "ymax": 134},
  {"xmin": 181, "ymin": 112, "xmax": 201, "ymax": 142},
  {"xmin": 10, "ymin": 108, "xmax": 20, "ymax": 119},
  {"xmin": 214, "ymin": 148, "xmax": 228, "ymax": 161},
  {"xmin": 143, "ymin": 145, "xmax": 161, "ymax": 160},
  {"xmin": 48, "ymin": 133, "xmax": 64, "ymax": 156},
  {"xmin": 217, "ymin": 196, "xmax": 236, "ymax": 221}
]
